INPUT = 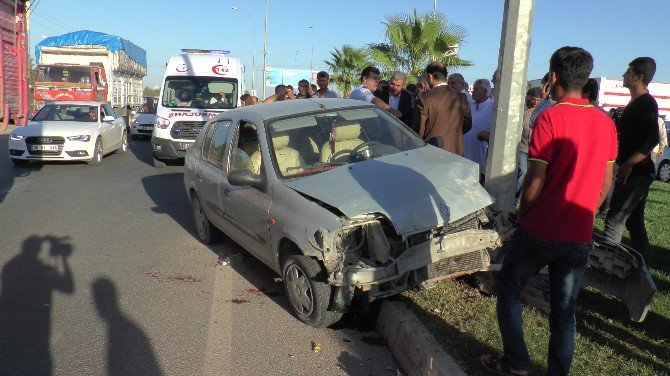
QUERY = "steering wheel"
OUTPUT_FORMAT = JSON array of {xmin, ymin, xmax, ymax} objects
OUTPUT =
[
  {"xmin": 328, "ymin": 148, "xmax": 354, "ymax": 162},
  {"xmin": 349, "ymin": 141, "xmax": 383, "ymax": 157}
]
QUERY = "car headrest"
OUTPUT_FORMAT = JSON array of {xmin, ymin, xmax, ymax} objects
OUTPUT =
[
  {"xmin": 273, "ymin": 134, "xmax": 290, "ymax": 148},
  {"xmin": 333, "ymin": 123, "xmax": 361, "ymax": 141}
]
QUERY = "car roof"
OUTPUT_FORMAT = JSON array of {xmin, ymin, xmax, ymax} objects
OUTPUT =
[
  {"xmin": 219, "ymin": 98, "xmax": 375, "ymax": 122},
  {"xmin": 44, "ymin": 101, "xmax": 107, "ymax": 106}
]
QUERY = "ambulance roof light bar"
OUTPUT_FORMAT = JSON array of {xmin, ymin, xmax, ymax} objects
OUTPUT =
[{"xmin": 181, "ymin": 49, "xmax": 230, "ymax": 55}]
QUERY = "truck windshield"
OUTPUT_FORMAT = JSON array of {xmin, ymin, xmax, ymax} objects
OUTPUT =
[
  {"xmin": 36, "ymin": 65, "xmax": 91, "ymax": 84},
  {"xmin": 161, "ymin": 76, "xmax": 238, "ymax": 109}
]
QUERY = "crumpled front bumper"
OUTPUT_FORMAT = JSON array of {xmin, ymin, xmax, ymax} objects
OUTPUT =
[{"xmin": 328, "ymin": 229, "xmax": 500, "ymax": 289}]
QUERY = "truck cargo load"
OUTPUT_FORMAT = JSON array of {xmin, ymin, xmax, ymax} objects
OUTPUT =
[{"xmin": 34, "ymin": 30, "xmax": 147, "ymax": 113}]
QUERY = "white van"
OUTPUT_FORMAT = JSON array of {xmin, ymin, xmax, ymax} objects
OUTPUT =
[{"xmin": 152, "ymin": 49, "xmax": 244, "ymax": 167}]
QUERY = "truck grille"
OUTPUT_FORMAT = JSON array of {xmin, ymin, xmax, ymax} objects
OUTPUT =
[
  {"xmin": 26, "ymin": 136, "xmax": 65, "ymax": 156},
  {"xmin": 170, "ymin": 121, "xmax": 205, "ymax": 139}
]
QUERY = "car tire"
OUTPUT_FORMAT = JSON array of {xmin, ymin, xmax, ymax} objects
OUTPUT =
[
  {"xmin": 88, "ymin": 138, "xmax": 103, "ymax": 166},
  {"xmin": 131, "ymin": 134, "xmax": 138, "ymax": 141},
  {"xmin": 117, "ymin": 131, "xmax": 128, "ymax": 154},
  {"xmin": 191, "ymin": 194, "xmax": 221, "ymax": 244},
  {"xmin": 282, "ymin": 255, "xmax": 343, "ymax": 327},
  {"xmin": 658, "ymin": 160, "xmax": 670, "ymax": 183},
  {"xmin": 11, "ymin": 158, "xmax": 29, "ymax": 167}
]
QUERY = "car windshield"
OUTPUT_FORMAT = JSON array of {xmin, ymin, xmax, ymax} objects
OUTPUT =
[
  {"xmin": 161, "ymin": 76, "xmax": 238, "ymax": 109},
  {"xmin": 32, "ymin": 104, "xmax": 100, "ymax": 122},
  {"xmin": 138, "ymin": 97, "xmax": 158, "ymax": 114},
  {"xmin": 267, "ymin": 107, "xmax": 425, "ymax": 179}
]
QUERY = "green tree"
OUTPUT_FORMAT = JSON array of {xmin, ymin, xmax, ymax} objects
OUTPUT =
[
  {"xmin": 143, "ymin": 86, "xmax": 160, "ymax": 97},
  {"xmin": 324, "ymin": 45, "xmax": 371, "ymax": 98},
  {"xmin": 369, "ymin": 10, "xmax": 471, "ymax": 82}
]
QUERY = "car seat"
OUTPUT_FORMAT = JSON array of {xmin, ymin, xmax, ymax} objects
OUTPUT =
[
  {"xmin": 320, "ymin": 122, "xmax": 364, "ymax": 162},
  {"xmin": 273, "ymin": 134, "xmax": 305, "ymax": 175}
]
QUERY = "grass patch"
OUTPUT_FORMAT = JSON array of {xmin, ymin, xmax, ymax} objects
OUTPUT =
[{"xmin": 403, "ymin": 181, "xmax": 670, "ymax": 376}]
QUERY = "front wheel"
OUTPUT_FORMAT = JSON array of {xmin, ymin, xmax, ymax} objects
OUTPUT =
[
  {"xmin": 282, "ymin": 255, "xmax": 343, "ymax": 327},
  {"xmin": 88, "ymin": 138, "xmax": 103, "ymax": 166},
  {"xmin": 658, "ymin": 160, "xmax": 670, "ymax": 183},
  {"xmin": 153, "ymin": 155, "xmax": 166, "ymax": 168},
  {"xmin": 117, "ymin": 131, "xmax": 128, "ymax": 154}
]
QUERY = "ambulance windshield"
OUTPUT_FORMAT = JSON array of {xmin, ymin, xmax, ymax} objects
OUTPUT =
[{"xmin": 162, "ymin": 76, "xmax": 238, "ymax": 109}]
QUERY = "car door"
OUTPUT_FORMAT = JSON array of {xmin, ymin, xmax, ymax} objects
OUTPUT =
[
  {"xmin": 196, "ymin": 120, "xmax": 234, "ymax": 231},
  {"xmin": 219, "ymin": 120, "xmax": 273, "ymax": 264},
  {"xmin": 97, "ymin": 105, "xmax": 116, "ymax": 153},
  {"xmin": 103, "ymin": 104, "xmax": 124, "ymax": 148}
]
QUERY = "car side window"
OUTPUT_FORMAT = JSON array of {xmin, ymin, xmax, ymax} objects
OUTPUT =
[
  {"xmin": 207, "ymin": 120, "xmax": 233, "ymax": 169},
  {"xmin": 102, "ymin": 104, "xmax": 117, "ymax": 118},
  {"xmin": 229, "ymin": 121, "xmax": 261, "ymax": 175},
  {"xmin": 201, "ymin": 122, "xmax": 217, "ymax": 158}
]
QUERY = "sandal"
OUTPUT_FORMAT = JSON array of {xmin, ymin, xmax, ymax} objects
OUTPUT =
[{"xmin": 480, "ymin": 354, "xmax": 528, "ymax": 376}]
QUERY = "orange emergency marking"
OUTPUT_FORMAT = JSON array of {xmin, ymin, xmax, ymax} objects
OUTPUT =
[{"xmin": 269, "ymin": 218, "xmax": 277, "ymax": 225}]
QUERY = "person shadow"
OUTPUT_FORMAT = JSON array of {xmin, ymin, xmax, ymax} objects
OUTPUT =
[
  {"xmin": 0, "ymin": 235, "xmax": 74, "ymax": 376},
  {"xmin": 92, "ymin": 277, "xmax": 163, "ymax": 376}
]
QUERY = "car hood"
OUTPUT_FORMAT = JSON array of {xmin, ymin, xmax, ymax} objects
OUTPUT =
[
  {"xmin": 284, "ymin": 146, "xmax": 495, "ymax": 236},
  {"xmin": 19, "ymin": 121, "xmax": 98, "ymax": 136},
  {"xmin": 133, "ymin": 113, "xmax": 156, "ymax": 123}
]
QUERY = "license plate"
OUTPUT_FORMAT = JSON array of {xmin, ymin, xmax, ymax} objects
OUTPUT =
[
  {"xmin": 140, "ymin": 126, "xmax": 153, "ymax": 130},
  {"xmin": 31, "ymin": 145, "xmax": 59, "ymax": 151},
  {"xmin": 175, "ymin": 142, "xmax": 191, "ymax": 151}
]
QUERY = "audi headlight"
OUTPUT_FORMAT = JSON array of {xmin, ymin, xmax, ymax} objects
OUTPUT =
[
  {"xmin": 10, "ymin": 134, "xmax": 24, "ymax": 141},
  {"xmin": 131, "ymin": 118, "xmax": 139, "ymax": 125},
  {"xmin": 155, "ymin": 116, "xmax": 170, "ymax": 129},
  {"xmin": 67, "ymin": 135, "xmax": 91, "ymax": 142}
]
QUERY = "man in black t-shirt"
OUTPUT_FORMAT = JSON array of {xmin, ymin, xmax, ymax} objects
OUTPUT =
[{"xmin": 604, "ymin": 57, "xmax": 660, "ymax": 263}]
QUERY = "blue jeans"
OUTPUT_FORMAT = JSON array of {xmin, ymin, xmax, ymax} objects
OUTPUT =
[
  {"xmin": 603, "ymin": 174, "xmax": 654, "ymax": 262},
  {"xmin": 516, "ymin": 151, "xmax": 528, "ymax": 199},
  {"xmin": 496, "ymin": 229, "xmax": 590, "ymax": 375}
]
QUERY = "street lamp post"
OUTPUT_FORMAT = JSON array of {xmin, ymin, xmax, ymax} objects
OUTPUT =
[
  {"xmin": 232, "ymin": 6, "xmax": 256, "ymax": 96},
  {"xmin": 308, "ymin": 26, "xmax": 314, "ymax": 84}
]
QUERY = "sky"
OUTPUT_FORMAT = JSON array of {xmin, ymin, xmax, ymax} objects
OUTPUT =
[{"xmin": 27, "ymin": 0, "xmax": 670, "ymax": 95}]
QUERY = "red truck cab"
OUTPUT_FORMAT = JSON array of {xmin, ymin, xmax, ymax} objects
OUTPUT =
[{"xmin": 33, "ymin": 63, "xmax": 108, "ymax": 111}]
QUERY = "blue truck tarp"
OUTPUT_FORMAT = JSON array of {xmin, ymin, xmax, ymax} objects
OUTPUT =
[{"xmin": 35, "ymin": 30, "xmax": 147, "ymax": 68}]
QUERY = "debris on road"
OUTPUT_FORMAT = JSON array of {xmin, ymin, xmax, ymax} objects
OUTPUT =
[{"xmin": 311, "ymin": 342, "xmax": 322, "ymax": 353}]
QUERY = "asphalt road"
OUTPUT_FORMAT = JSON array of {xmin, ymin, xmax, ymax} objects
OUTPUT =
[{"xmin": 0, "ymin": 127, "xmax": 399, "ymax": 376}]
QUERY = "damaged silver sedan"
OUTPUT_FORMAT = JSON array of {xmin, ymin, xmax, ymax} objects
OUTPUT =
[{"xmin": 184, "ymin": 99, "xmax": 502, "ymax": 327}]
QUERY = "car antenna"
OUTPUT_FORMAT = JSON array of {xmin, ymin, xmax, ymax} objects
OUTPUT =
[{"xmin": 308, "ymin": 98, "xmax": 325, "ymax": 109}]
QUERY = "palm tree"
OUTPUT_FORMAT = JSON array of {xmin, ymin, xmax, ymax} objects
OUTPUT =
[
  {"xmin": 324, "ymin": 45, "xmax": 371, "ymax": 98},
  {"xmin": 369, "ymin": 10, "xmax": 471, "ymax": 82}
]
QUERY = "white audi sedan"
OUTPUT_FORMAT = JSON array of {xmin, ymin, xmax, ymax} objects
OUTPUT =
[{"xmin": 9, "ymin": 101, "xmax": 127, "ymax": 166}]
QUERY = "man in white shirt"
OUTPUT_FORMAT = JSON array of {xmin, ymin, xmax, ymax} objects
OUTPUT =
[
  {"xmin": 349, "ymin": 66, "xmax": 400, "ymax": 117},
  {"xmin": 463, "ymin": 78, "xmax": 494, "ymax": 180}
]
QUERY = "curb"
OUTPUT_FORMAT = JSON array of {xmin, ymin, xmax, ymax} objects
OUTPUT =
[{"xmin": 377, "ymin": 300, "xmax": 467, "ymax": 376}]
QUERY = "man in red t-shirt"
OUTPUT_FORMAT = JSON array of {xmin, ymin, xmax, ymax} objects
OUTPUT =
[{"xmin": 481, "ymin": 47, "xmax": 617, "ymax": 376}]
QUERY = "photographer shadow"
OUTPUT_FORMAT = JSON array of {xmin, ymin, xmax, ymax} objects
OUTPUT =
[
  {"xmin": 0, "ymin": 235, "xmax": 74, "ymax": 376},
  {"xmin": 93, "ymin": 278, "xmax": 163, "ymax": 376}
]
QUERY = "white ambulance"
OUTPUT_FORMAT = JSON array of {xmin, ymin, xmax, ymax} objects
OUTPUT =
[{"xmin": 152, "ymin": 49, "xmax": 245, "ymax": 167}]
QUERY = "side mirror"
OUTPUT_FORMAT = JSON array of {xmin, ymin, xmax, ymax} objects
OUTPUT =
[
  {"xmin": 102, "ymin": 115, "xmax": 115, "ymax": 122},
  {"xmin": 228, "ymin": 169, "xmax": 262, "ymax": 188},
  {"xmin": 427, "ymin": 136, "xmax": 444, "ymax": 148}
]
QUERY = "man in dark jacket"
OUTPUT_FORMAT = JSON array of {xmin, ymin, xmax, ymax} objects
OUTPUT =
[{"xmin": 374, "ymin": 71, "xmax": 414, "ymax": 130}]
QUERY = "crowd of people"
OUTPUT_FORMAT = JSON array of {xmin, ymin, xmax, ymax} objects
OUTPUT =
[{"xmin": 232, "ymin": 49, "xmax": 668, "ymax": 375}]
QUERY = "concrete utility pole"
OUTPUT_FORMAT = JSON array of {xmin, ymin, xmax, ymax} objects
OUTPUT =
[
  {"xmin": 484, "ymin": 0, "xmax": 535, "ymax": 213},
  {"xmin": 262, "ymin": 0, "xmax": 269, "ymax": 99},
  {"xmin": 232, "ymin": 6, "xmax": 256, "ymax": 96}
]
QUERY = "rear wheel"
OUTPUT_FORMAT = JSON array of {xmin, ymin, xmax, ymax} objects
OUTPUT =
[
  {"xmin": 191, "ymin": 194, "xmax": 221, "ymax": 244},
  {"xmin": 658, "ymin": 160, "xmax": 670, "ymax": 183},
  {"xmin": 88, "ymin": 138, "xmax": 103, "ymax": 166},
  {"xmin": 282, "ymin": 255, "xmax": 343, "ymax": 327}
]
